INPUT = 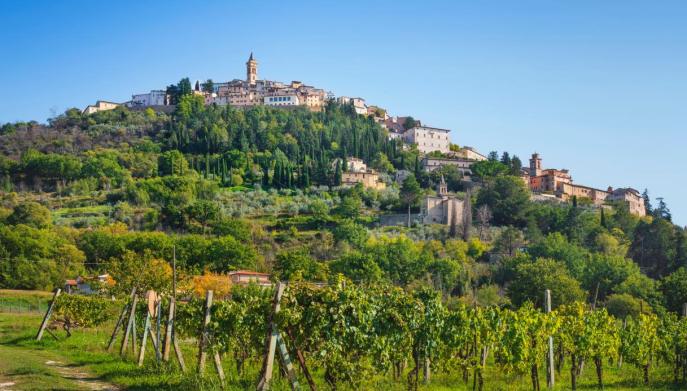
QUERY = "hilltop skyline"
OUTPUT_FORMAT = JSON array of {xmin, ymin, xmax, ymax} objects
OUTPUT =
[{"xmin": 0, "ymin": 0, "xmax": 685, "ymax": 224}]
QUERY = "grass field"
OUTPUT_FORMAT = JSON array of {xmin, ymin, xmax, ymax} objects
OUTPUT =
[{"xmin": 0, "ymin": 290, "xmax": 684, "ymax": 390}]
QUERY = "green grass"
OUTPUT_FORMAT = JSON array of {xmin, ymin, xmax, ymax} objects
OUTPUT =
[{"xmin": 0, "ymin": 291, "xmax": 684, "ymax": 390}]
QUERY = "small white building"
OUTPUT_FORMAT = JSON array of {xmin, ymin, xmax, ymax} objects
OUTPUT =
[{"xmin": 403, "ymin": 125, "xmax": 451, "ymax": 154}]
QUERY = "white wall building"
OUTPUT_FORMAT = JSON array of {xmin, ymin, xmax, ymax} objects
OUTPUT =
[
  {"xmin": 337, "ymin": 96, "xmax": 367, "ymax": 115},
  {"xmin": 403, "ymin": 125, "xmax": 451, "ymax": 154},
  {"xmin": 264, "ymin": 95, "xmax": 300, "ymax": 106},
  {"xmin": 128, "ymin": 90, "xmax": 166, "ymax": 107}
]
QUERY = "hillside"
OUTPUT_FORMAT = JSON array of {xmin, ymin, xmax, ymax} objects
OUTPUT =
[{"xmin": 0, "ymin": 98, "xmax": 685, "ymax": 316}]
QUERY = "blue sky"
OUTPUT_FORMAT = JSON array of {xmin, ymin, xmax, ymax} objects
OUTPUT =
[{"xmin": 1, "ymin": 1, "xmax": 685, "ymax": 224}]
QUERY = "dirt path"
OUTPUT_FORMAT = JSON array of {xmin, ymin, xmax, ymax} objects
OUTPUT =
[{"xmin": 44, "ymin": 361, "xmax": 119, "ymax": 391}]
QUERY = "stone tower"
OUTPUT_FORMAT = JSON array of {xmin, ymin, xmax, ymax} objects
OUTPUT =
[
  {"xmin": 246, "ymin": 52, "xmax": 258, "ymax": 85},
  {"xmin": 438, "ymin": 175, "xmax": 448, "ymax": 197},
  {"xmin": 529, "ymin": 153, "xmax": 542, "ymax": 177}
]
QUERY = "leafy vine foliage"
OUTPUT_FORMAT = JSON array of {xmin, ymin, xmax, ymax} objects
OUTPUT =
[
  {"xmin": 52, "ymin": 294, "xmax": 112, "ymax": 336},
  {"xmin": 170, "ymin": 282, "xmax": 687, "ymax": 391}
]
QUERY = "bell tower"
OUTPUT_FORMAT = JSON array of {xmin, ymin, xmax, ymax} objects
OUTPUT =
[
  {"xmin": 246, "ymin": 52, "xmax": 258, "ymax": 85},
  {"xmin": 438, "ymin": 175, "xmax": 448, "ymax": 197},
  {"xmin": 529, "ymin": 153, "xmax": 542, "ymax": 177}
]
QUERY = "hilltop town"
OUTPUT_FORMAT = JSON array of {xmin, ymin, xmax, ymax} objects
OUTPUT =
[{"xmin": 84, "ymin": 53, "xmax": 647, "ymax": 220}]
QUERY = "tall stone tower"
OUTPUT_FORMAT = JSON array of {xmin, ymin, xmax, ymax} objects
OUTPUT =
[
  {"xmin": 529, "ymin": 153, "xmax": 542, "ymax": 177},
  {"xmin": 246, "ymin": 52, "xmax": 258, "ymax": 85}
]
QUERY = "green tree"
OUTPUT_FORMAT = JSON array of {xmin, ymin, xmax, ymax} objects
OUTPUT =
[
  {"xmin": 400, "ymin": 174, "xmax": 422, "ymax": 227},
  {"xmin": 157, "ymin": 150, "xmax": 189, "ymax": 176},
  {"xmin": 660, "ymin": 267, "xmax": 687, "ymax": 313},
  {"xmin": 275, "ymin": 248, "xmax": 328, "ymax": 281},
  {"xmin": 7, "ymin": 202, "xmax": 51, "ymax": 228},
  {"xmin": 329, "ymin": 251, "xmax": 383, "ymax": 283},
  {"xmin": 476, "ymin": 176, "xmax": 531, "ymax": 227},
  {"xmin": 332, "ymin": 219, "xmax": 369, "ymax": 248},
  {"xmin": 507, "ymin": 258, "xmax": 586, "ymax": 308},
  {"xmin": 207, "ymin": 235, "xmax": 258, "ymax": 272},
  {"xmin": 201, "ymin": 79, "xmax": 214, "ymax": 93}
]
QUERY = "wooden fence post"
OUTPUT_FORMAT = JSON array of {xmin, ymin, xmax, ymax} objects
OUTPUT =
[
  {"xmin": 545, "ymin": 289, "xmax": 555, "ymax": 388},
  {"xmin": 36, "ymin": 288, "xmax": 61, "ymax": 341},
  {"xmin": 197, "ymin": 290, "xmax": 214, "ymax": 375},
  {"xmin": 107, "ymin": 287, "xmax": 136, "ymax": 351},
  {"xmin": 257, "ymin": 282, "xmax": 286, "ymax": 391},
  {"xmin": 120, "ymin": 293, "xmax": 138, "ymax": 356}
]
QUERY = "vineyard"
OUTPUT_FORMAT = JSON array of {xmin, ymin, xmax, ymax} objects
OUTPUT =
[{"xmin": 31, "ymin": 281, "xmax": 687, "ymax": 391}]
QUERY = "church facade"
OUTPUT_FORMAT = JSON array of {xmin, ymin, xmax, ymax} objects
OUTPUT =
[{"xmin": 422, "ymin": 176, "xmax": 464, "ymax": 226}]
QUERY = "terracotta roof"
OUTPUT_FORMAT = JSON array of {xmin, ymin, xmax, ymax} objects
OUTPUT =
[{"xmin": 65, "ymin": 279, "xmax": 78, "ymax": 286}]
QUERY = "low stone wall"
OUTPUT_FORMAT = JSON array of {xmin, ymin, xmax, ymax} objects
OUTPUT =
[{"xmin": 378, "ymin": 213, "xmax": 423, "ymax": 227}]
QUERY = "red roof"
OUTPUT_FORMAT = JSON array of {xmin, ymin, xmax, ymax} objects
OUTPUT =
[{"xmin": 65, "ymin": 279, "xmax": 78, "ymax": 286}]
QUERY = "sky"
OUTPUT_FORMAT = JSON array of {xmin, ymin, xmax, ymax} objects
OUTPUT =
[{"xmin": 0, "ymin": 0, "xmax": 685, "ymax": 224}]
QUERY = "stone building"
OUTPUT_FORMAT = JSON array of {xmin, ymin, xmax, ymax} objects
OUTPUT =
[
  {"xmin": 422, "ymin": 176, "xmax": 464, "ymax": 226},
  {"xmin": 607, "ymin": 187, "xmax": 646, "ymax": 216},
  {"xmin": 453, "ymin": 146, "xmax": 487, "ymax": 161},
  {"xmin": 421, "ymin": 157, "xmax": 473, "ymax": 179},
  {"xmin": 403, "ymin": 125, "xmax": 451, "ymax": 154},
  {"xmin": 341, "ymin": 171, "xmax": 385, "ymax": 190},
  {"xmin": 83, "ymin": 100, "xmax": 120, "ymax": 114},
  {"xmin": 524, "ymin": 153, "xmax": 646, "ymax": 215}
]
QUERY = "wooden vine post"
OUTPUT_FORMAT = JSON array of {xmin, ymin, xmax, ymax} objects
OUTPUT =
[
  {"xmin": 138, "ymin": 290, "xmax": 160, "ymax": 367},
  {"xmin": 120, "ymin": 291, "xmax": 139, "ymax": 356},
  {"xmin": 107, "ymin": 287, "xmax": 136, "ymax": 351},
  {"xmin": 36, "ymin": 288, "xmax": 61, "ymax": 341},
  {"xmin": 163, "ymin": 297, "xmax": 175, "ymax": 362},
  {"xmin": 197, "ymin": 290, "xmax": 214, "ymax": 374},
  {"xmin": 545, "ymin": 289, "xmax": 555, "ymax": 388},
  {"xmin": 257, "ymin": 282, "xmax": 300, "ymax": 391}
]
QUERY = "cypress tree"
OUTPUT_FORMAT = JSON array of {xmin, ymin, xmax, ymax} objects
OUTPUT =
[
  {"xmin": 205, "ymin": 154, "xmax": 210, "ymax": 179},
  {"xmin": 334, "ymin": 160, "xmax": 342, "ymax": 186},
  {"xmin": 600, "ymin": 208, "xmax": 607, "ymax": 229}
]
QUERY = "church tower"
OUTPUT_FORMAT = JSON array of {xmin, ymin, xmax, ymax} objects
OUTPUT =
[
  {"xmin": 438, "ymin": 175, "xmax": 448, "ymax": 197},
  {"xmin": 246, "ymin": 52, "xmax": 258, "ymax": 85},
  {"xmin": 529, "ymin": 153, "xmax": 542, "ymax": 177}
]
